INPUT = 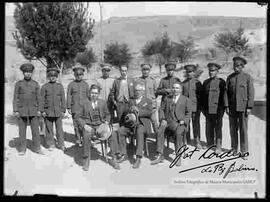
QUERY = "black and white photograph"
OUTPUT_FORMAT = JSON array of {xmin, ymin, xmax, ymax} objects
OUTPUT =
[{"xmin": 4, "ymin": 2, "xmax": 267, "ymax": 198}]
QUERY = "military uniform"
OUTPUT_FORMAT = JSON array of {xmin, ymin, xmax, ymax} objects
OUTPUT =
[
  {"xmin": 226, "ymin": 57, "xmax": 254, "ymax": 153},
  {"xmin": 202, "ymin": 63, "xmax": 227, "ymax": 152},
  {"xmin": 156, "ymin": 62, "xmax": 181, "ymax": 105},
  {"xmin": 12, "ymin": 63, "xmax": 43, "ymax": 154},
  {"xmin": 67, "ymin": 65, "xmax": 89, "ymax": 144},
  {"xmin": 40, "ymin": 68, "xmax": 66, "ymax": 150},
  {"xmin": 181, "ymin": 64, "xmax": 203, "ymax": 147}
]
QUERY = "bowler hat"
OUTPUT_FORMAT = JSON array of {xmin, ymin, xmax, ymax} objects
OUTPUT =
[
  {"xmin": 20, "ymin": 63, "xmax": 35, "ymax": 72},
  {"xmin": 207, "ymin": 62, "xmax": 221, "ymax": 70},
  {"xmin": 96, "ymin": 123, "xmax": 112, "ymax": 141},
  {"xmin": 233, "ymin": 56, "xmax": 247, "ymax": 65}
]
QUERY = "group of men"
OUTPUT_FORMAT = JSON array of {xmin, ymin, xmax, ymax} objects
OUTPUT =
[{"xmin": 12, "ymin": 55, "xmax": 254, "ymax": 171}]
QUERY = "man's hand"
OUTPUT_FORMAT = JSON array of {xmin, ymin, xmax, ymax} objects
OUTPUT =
[
  {"xmin": 41, "ymin": 112, "xmax": 46, "ymax": 117},
  {"xmin": 179, "ymin": 120, "xmax": 185, "ymax": 125},
  {"xmin": 246, "ymin": 109, "xmax": 252, "ymax": 117},
  {"xmin": 225, "ymin": 108, "xmax": 230, "ymax": 116},
  {"xmin": 160, "ymin": 120, "xmax": 167, "ymax": 127},
  {"xmin": 84, "ymin": 125, "xmax": 93, "ymax": 133},
  {"xmin": 67, "ymin": 109, "xmax": 72, "ymax": 115},
  {"xmin": 131, "ymin": 106, "xmax": 139, "ymax": 113},
  {"xmin": 37, "ymin": 111, "xmax": 41, "ymax": 117},
  {"xmin": 13, "ymin": 112, "xmax": 20, "ymax": 118}
]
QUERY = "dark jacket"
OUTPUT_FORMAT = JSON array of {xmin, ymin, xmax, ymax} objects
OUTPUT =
[
  {"xmin": 40, "ymin": 82, "xmax": 66, "ymax": 117},
  {"xmin": 226, "ymin": 71, "xmax": 254, "ymax": 112},
  {"xmin": 13, "ymin": 79, "xmax": 41, "ymax": 117},
  {"xmin": 109, "ymin": 77, "xmax": 135, "ymax": 104},
  {"xmin": 75, "ymin": 99, "xmax": 111, "ymax": 130},
  {"xmin": 159, "ymin": 95, "xmax": 191, "ymax": 127},
  {"xmin": 67, "ymin": 80, "xmax": 89, "ymax": 113},
  {"xmin": 202, "ymin": 77, "xmax": 227, "ymax": 114},
  {"xmin": 181, "ymin": 78, "xmax": 203, "ymax": 112}
]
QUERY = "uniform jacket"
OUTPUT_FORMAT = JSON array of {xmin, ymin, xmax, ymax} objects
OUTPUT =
[
  {"xmin": 202, "ymin": 77, "xmax": 228, "ymax": 114},
  {"xmin": 40, "ymin": 82, "xmax": 66, "ymax": 117},
  {"xmin": 181, "ymin": 78, "xmax": 203, "ymax": 112},
  {"xmin": 13, "ymin": 79, "xmax": 41, "ymax": 117},
  {"xmin": 96, "ymin": 77, "xmax": 114, "ymax": 101},
  {"xmin": 123, "ymin": 97, "xmax": 153, "ymax": 133},
  {"xmin": 109, "ymin": 77, "xmax": 135, "ymax": 103},
  {"xmin": 159, "ymin": 95, "xmax": 191, "ymax": 127},
  {"xmin": 156, "ymin": 76, "xmax": 181, "ymax": 103},
  {"xmin": 75, "ymin": 99, "xmax": 111, "ymax": 130},
  {"xmin": 135, "ymin": 76, "xmax": 158, "ymax": 108},
  {"xmin": 67, "ymin": 80, "xmax": 89, "ymax": 113},
  {"xmin": 226, "ymin": 71, "xmax": 254, "ymax": 112}
]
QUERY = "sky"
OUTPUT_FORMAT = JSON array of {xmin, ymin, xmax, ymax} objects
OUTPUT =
[{"xmin": 5, "ymin": 2, "xmax": 267, "ymax": 21}]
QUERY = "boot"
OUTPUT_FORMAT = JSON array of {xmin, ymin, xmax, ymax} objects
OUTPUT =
[
  {"xmin": 151, "ymin": 153, "xmax": 164, "ymax": 165},
  {"xmin": 109, "ymin": 158, "xmax": 120, "ymax": 170},
  {"xmin": 82, "ymin": 157, "xmax": 90, "ymax": 171},
  {"xmin": 132, "ymin": 156, "xmax": 141, "ymax": 169},
  {"xmin": 116, "ymin": 154, "xmax": 128, "ymax": 163}
]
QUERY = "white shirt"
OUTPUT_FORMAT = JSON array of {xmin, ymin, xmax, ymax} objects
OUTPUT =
[{"xmin": 173, "ymin": 95, "xmax": 180, "ymax": 104}]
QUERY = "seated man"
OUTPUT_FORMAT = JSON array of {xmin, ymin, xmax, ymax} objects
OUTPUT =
[
  {"xmin": 109, "ymin": 82, "xmax": 152, "ymax": 169},
  {"xmin": 75, "ymin": 84, "xmax": 111, "ymax": 171},
  {"xmin": 151, "ymin": 82, "xmax": 191, "ymax": 166}
]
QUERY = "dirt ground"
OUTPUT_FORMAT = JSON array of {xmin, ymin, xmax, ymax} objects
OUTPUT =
[{"xmin": 4, "ymin": 70, "xmax": 266, "ymax": 197}]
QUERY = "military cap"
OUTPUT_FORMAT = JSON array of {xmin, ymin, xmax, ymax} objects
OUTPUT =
[
  {"xmin": 20, "ymin": 63, "xmax": 35, "ymax": 72},
  {"xmin": 72, "ymin": 63, "xmax": 85, "ymax": 73},
  {"xmin": 207, "ymin": 62, "xmax": 221, "ymax": 70},
  {"xmin": 165, "ymin": 61, "xmax": 176, "ymax": 70},
  {"xmin": 100, "ymin": 63, "xmax": 111, "ymax": 71},
  {"xmin": 140, "ymin": 63, "xmax": 152, "ymax": 70},
  {"xmin": 184, "ymin": 64, "xmax": 197, "ymax": 72},
  {"xmin": 233, "ymin": 56, "xmax": 247, "ymax": 65}
]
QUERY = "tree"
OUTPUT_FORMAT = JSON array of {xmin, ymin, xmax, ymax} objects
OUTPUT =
[
  {"xmin": 214, "ymin": 24, "xmax": 251, "ymax": 64},
  {"xmin": 75, "ymin": 48, "xmax": 97, "ymax": 72},
  {"xmin": 103, "ymin": 42, "xmax": 132, "ymax": 68},
  {"xmin": 141, "ymin": 32, "xmax": 174, "ymax": 73},
  {"xmin": 12, "ymin": 2, "xmax": 95, "ymax": 78},
  {"xmin": 171, "ymin": 36, "xmax": 198, "ymax": 64}
]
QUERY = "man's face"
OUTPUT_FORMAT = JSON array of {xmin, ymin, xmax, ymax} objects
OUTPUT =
[
  {"xmin": 90, "ymin": 88, "xmax": 100, "ymax": 101},
  {"xmin": 166, "ymin": 68, "xmax": 174, "ymax": 77},
  {"xmin": 233, "ymin": 61, "xmax": 244, "ymax": 73},
  {"xmin": 75, "ymin": 72, "xmax": 84, "ymax": 81},
  {"xmin": 209, "ymin": 69, "xmax": 218, "ymax": 78},
  {"xmin": 102, "ymin": 68, "xmax": 110, "ymax": 78},
  {"xmin": 134, "ymin": 85, "xmax": 145, "ymax": 99},
  {"xmin": 120, "ymin": 66, "xmax": 128, "ymax": 78},
  {"xmin": 141, "ymin": 67, "xmax": 150, "ymax": 78},
  {"xmin": 23, "ymin": 71, "xmax": 33, "ymax": 80},
  {"xmin": 172, "ymin": 83, "xmax": 182, "ymax": 96},
  {"xmin": 49, "ymin": 74, "xmax": 58, "ymax": 83},
  {"xmin": 186, "ymin": 70, "xmax": 195, "ymax": 79}
]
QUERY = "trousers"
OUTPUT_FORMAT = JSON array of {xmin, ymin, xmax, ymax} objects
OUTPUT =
[{"xmin": 44, "ymin": 117, "xmax": 65, "ymax": 148}]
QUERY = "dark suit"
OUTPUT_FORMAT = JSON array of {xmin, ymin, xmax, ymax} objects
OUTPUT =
[
  {"xmin": 75, "ymin": 99, "xmax": 111, "ymax": 158},
  {"xmin": 181, "ymin": 78, "xmax": 203, "ymax": 145},
  {"xmin": 40, "ymin": 82, "xmax": 66, "ymax": 148},
  {"xmin": 109, "ymin": 77, "xmax": 135, "ymax": 125},
  {"xmin": 202, "ymin": 77, "xmax": 227, "ymax": 150},
  {"xmin": 110, "ymin": 97, "xmax": 152, "ymax": 157},
  {"xmin": 226, "ymin": 71, "xmax": 254, "ymax": 153},
  {"xmin": 157, "ymin": 95, "xmax": 191, "ymax": 155},
  {"xmin": 13, "ymin": 79, "xmax": 42, "ymax": 152}
]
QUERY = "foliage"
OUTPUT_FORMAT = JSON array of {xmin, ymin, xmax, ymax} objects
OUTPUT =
[
  {"xmin": 75, "ymin": 48, "xmax": 97, "ymax": 72},
  {"xmin": 103, "ymin": 42, "xmax": 132, "ymax": 68},
  {"xmin": 12, "ymin": 2, "xmax": 95, "ymax": 72}
]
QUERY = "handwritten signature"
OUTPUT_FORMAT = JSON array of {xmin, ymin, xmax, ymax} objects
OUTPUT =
[{"xmin": 169, "ymin": 145, "xmax": 257, "ymax": 178}]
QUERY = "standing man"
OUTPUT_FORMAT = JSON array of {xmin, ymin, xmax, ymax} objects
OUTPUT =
[
  {"xmin": 202, "ymin": 63, "xmax": 227, "ymax": 153},
  {"xmin": 109, "ymin": 66, "xmax": 134, "ymax": 125},
  {"xmin": 226, "ymin": 56, "xmax": 254, "ymax": 154},
  {"xmin": 182, "ymin": 64, "xmax": 204, "ymax": 149},
  {"xmin": 151, "ymin": 82, "xmax": 191, "ymax": 166},
  {"xmin": 95, "ymin": 63, "xmax": 115, "ymax": 122},
  {"xmin": 40, "ymin": 67, "xmax": 66, "ymax": 151},
  {"xmin": 136, "ymin": 63, "xmax": 159, "ymax": 133},
  {"xmin": 67, "ymin": 64, "xmax": 89, "ymax": 147},
  {"xmin": 13, "ymin": 63, "xmax": 45, "ymax": 155},
  {"xmin": 156, "ymin": 61, "xmax": 181, "ymax": 106},
  {"xmin": 112, "ymin": 82, "xmax": 152, "ymax": 169},
  {"xmin": 75, "ymin": 84, "xmax": 111, "ymax": 171}
]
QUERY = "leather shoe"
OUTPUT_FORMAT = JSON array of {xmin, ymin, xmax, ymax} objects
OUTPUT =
[
  {"xmin": 48, "ymin": 145, "xmax": 55, "ymax": 151},
  {"xmin": 35, "ymin": 149, "xmax": 45, "ymax": 155},
  {"xmin": 18, "ymin": 150, "xmax": 26, "ymax": 156},
  {"xmin": 132, "ymin": 157, "xmax": 141, "ymax": 169},
  {"xmin": 151, "ymin": 154, "xmax": 164, "ymax": 165},
  {"xmin": 109, "ymin": 158, "xmax": 120, "ymax": 170},
  {"xmin": 83, "ymin": 157, "xmax": 90, "ymax": 171},
  {"xmin": 116, "ymin": 154, "xmax": 128, "ymax": 163}
]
